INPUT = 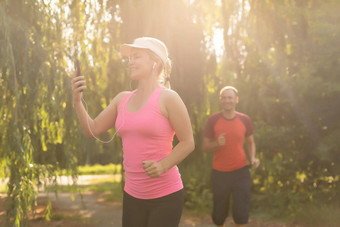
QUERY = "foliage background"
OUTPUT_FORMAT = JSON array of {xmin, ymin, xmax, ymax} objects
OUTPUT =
[{"xmin": 0, "ymin": 0, "xmax": 339, "ymax": 225}]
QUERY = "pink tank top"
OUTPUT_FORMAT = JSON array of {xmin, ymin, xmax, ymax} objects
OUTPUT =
[{"xmin": 115, "ymin": 86, "xmax": 183, "ymax": 199}]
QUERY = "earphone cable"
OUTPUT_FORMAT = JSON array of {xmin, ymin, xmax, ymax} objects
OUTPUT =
[{"xmin": 81, "ymin": 96, "xmax": 124, "ymax": 143}]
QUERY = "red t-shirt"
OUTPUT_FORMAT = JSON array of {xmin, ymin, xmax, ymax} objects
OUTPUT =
[{"xmin": 204, "ymin": 112, "xmax": 253, "ymax": 172}]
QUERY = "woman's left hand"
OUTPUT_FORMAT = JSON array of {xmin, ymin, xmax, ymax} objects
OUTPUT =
[{"xmin": 142, "ymin": 160, "xmax": 165, "ymax": 178}]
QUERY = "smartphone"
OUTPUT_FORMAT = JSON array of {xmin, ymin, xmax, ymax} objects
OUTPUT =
[
  {"xmin": 74, "ymin": 59, "xmax": 81, "ymax": 77},
  {"xmin": 74, "ymin": 59, "xmax": 83, "ymax": 91}
]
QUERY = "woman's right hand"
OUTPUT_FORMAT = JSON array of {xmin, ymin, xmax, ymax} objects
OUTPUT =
[{"xmin": 72, "ymin": 75, "xmax": 86, "ymax": 104}]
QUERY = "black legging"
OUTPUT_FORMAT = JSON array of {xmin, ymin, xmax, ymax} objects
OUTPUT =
[{"xmin": 122, "ymin": 189, "xmax": 184, "ymax": 227}]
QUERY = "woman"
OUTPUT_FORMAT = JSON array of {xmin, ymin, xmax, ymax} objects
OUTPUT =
[{"xmin": 72, "ymin": 37, "xmax": 195, "ymax": 227}]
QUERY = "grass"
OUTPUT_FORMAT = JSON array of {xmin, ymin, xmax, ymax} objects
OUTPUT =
[
  {"xmin": 46, "ymin": 177, "xmax": 123, "ymax": 203},
  {"xmin": 57, "ymin": 163, "xmax": 122, "ymax": 176},
  {"xmin": 293, "ymin": 201, "xmax": 340, "ymax": 225},
  {"xmin": 250, "ymin": 193, "xmax": 340, "ymax": 226},
  {"xmin": 77, "ymin": 164, "xmax": 122, "ymax": 175},
  {"xmin": 38, "ymin": 164, "xmax": 124, "ymax": 205},
  {"xmin": 0, "ymin": 180, "xmax": 6, "ymax": 194}
]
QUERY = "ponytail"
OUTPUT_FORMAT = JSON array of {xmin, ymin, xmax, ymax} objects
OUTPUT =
[
  {"xmin": 163, "ymin": 58, "xmax": 172, "ymax": 89},
  {"xmin": 146, "ymin": 49, "xmax": 172, "ymax": 89}
]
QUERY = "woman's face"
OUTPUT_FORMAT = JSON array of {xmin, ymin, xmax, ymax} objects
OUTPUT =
[{"xmin": 128, "ymin": 48, "xmax": 154, "ymax": 80}]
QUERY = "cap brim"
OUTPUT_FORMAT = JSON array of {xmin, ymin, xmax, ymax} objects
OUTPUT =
[{"xmin": 120, "ymin": 44, "xmax": 147, "ymax": 57}]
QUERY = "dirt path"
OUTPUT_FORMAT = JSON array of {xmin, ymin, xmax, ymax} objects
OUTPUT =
[
  {"xmin": 0, "ymin": 191, "xmax": 294, "ymax": 227},
  {"xmin": 29, "ymin": 192, "xmax": 217, "ymax": 227},
  {"xmin": 0, "ymin": 176, "xmax": 307, "ymax": 226},
  {"xmin": 29, "ymin": 192, "xmax": 303, "ymax": 227},
  {"xmin": 31, "ymin": 192, "xmax": 123, "ymax": 227}
]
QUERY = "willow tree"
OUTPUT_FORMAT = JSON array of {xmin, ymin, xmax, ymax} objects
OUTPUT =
[
  {"xmin": 0, "ymin": 1, "xmax": 78, "ymax": 225},
  {"xmin": 0, "ymin": 0, "xmax": 125, "ymax": 225}
]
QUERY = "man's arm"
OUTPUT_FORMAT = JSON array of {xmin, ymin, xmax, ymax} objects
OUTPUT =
[
  {"xmin": 202, "ymin": 134, "xmax": 225, "ymax": 152},
  {"xmin": 246, "ymin": 135, "xmax": 260, "ymax": 168}
]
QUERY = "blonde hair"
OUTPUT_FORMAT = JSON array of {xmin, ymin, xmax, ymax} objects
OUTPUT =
[
  {"xmin": 147, "ymin": 50, "xmax": 172, "ymax": 89},
  {"xmin": 220, "ymin": 86, "xmax": 238, "ymax": 96}
]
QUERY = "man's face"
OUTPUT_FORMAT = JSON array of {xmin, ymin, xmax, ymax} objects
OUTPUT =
[{"xmin": 220, "ymin": 89, "xmax": 238, "ymax": 111}]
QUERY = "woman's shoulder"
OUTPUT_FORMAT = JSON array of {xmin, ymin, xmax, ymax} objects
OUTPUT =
[
  {"xmin": 160, "ymin": 87, "xmax": 181, "ymax": 101},
  {"xmin": 116, "ymin": 90, "xmax": 131, "ymax": 99},
  {"xmin": 111, "ymin": 90, "xmax": 132, "ymax": 105},
  {"xmin": 160, "ymin": 88, "xmax": 186, "ymax": 112}
]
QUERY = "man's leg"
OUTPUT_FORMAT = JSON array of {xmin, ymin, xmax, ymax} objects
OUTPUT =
[
  {"xmin": 212, "ymin": 170, "xmax": 232, "ymax": 226},
  {"xmin": 231, "ymin": 167, "xmax": 251, "ymax": 226}
]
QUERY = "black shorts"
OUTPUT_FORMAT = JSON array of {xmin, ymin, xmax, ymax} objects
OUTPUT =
[
  {"xmin": 122, "ymin": 189, "xmax": 184, "ymax": 227},
  {"xmin": 211, "ymin": 166, "xmax": 250, "ymax": 225}
]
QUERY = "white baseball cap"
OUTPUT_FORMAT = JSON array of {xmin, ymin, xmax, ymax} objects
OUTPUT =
[{"xmin": 120, "ymin": 37, "xmax": 168, "ymax": 65}]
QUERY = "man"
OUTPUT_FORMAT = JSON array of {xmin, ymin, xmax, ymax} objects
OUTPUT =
[{"xmin": 202, "ymin": 86, "xmax": 260, "ymax": 227}]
